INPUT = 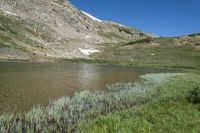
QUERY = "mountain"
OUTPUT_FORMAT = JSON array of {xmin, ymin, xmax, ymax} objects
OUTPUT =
[{"xmin": 0, "ymin": 0, "xmax": 151, "ymax": 61}]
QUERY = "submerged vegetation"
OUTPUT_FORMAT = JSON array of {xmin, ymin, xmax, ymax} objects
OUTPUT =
[{"xmin": 0, "ymin": 73, "xmax": 182, "ymax": 132}]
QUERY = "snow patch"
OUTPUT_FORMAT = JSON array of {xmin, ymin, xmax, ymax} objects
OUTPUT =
[
  {"xmin": 81, "ymin": 11, "xmax": 102, "ymax": 22},
  {"xmin": 116, "ymin": 23, "xmax": 125, "ymax": 27},
  {"xmin": 110, "ymin": 22, "xmax": 126, "ymax": 27},
  {"xmin": 79, "ymin": 48, "xmax": 100, "ymax": 55},
  {"xmin": 84, "ymin": 35, "xmax": 91, "ymax": 39},
  {"xmin": 4, "ymin": 11, "xmax": 17, "ymax": 16},
  {"xmin": 0, "ymin": 8, "xmax": 18, "ymax": 16}
]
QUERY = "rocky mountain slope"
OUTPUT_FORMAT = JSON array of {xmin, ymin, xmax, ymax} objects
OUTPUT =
[{"xmin": 0, "ymin": 0, "xmax": 151, "ymax": 61}]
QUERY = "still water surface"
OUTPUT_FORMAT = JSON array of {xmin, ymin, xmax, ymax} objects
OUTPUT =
[{"xmin": 0, "ymin": 62, "xmax": 178, "ymax": 114}]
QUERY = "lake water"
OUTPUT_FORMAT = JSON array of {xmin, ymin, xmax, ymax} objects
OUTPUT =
[{"xmin": 0, "ymin": 61, "xmax": 179, "ymax": 114}]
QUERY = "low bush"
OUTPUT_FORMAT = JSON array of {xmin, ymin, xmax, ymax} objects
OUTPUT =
[{"xmin": 187, "ymin": 87, "xmax": 200, "ymax": 104}]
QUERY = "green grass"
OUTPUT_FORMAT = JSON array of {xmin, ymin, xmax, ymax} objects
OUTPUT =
[
  {"xmin": 1, "ymin": 12, "xmax": 199, "ymax": 70},
  {"xmin": 187, "ymin": 33, "xmax": 200, "ymax": 37},
  {"xmin": 0, "ymin": 42, "xmax": 10, "ymax": 48},
  {"xmin": 0, "ymin": 73, "xmax": 181, "ymax": 132},
  {"xmin": 122, "ymin": 38, "xmax": 153, "ymax": 46},
  {"xmin": 80, "ymin": 35, "xmax": 200, "ymax": 69},
  {"xmin": 0, "ymin": 13, "xmax": 49, "ymax": 59},
  {"xmin": 0, "ymin": 14, "xmax": 28, "ymax": 50},
  {"xmin": 79, "ymin": 74, "xmax": 200, "ymax": 133},
  {"xmin": 91, "ymin": 43, "xmax": 200, "ymax": 69},
  {"xmin": 0, "ymin": 72, "xmax": 199, "ymax": 132},
  {"xmin": 61, "ymin": 37, "xmax": 200, "ymax": 70},
  {"xmin": 0, "ymin": 14, "xmax": 21, "ymax": 35}
]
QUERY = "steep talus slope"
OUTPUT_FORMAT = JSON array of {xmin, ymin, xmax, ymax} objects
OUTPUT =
[{"xmin": 0, "ymin": 0, "xmax": 150, "ymax": 61}]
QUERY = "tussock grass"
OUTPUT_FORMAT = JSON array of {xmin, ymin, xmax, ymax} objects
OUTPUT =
[{"xmin": 0, "ymin": 73, "xmax": 181, "ymax": 132}]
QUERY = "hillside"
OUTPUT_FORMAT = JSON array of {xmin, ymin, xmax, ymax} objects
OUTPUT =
[
  {"xmin": 0, "ymin": 0, "xmax": 150, "ymax": 61},
  {"xmin": 0, "ymin": 0, "xmax": 199, "ymax": 69},
  {"xmin": 91, "ymin": 33, "xmax": 200, "ymax": 68}
]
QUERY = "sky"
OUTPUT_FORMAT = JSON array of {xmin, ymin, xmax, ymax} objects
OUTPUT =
[{"xmin": 69, "ymin": 0, "xmax": 200, "ymax": 37}]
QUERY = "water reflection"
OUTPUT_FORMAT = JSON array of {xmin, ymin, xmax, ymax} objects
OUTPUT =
[{"xmin": 0, "ymin": 62, "xmax": 178, "ymax": 114}]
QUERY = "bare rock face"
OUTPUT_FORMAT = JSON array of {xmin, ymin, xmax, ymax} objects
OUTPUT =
[{"xmin": 0, "ymin": 0, "xmax": 151, "ymax": 60}]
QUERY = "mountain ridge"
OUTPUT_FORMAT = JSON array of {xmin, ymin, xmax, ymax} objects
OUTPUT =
[
  {"xmin": 0, "ymin": 0, "xmax": 151, "ymax": 61},
  {"xmin": 0, "ymin": 0, "xmax": 199, "ymax": 64}
]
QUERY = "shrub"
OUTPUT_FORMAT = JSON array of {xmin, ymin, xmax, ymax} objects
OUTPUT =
[{"xmin": 187, "ymin": 87, "xmax": 200, "ymax": 104}]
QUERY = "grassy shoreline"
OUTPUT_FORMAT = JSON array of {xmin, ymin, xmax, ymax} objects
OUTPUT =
[
  {"xmin": 1, "ymin": 58, "xmax": 199, "ymax": 71},
  {"xmin": 0, "ymin": 73, "xmax": 183, "ymax": 132},
  {"xmin": 79, "ymin": 73, "xmax": 200, "ymax": 133},
  {"xmin": 62, "ymin": 58, "xmax": 200, "ymax": 70}
]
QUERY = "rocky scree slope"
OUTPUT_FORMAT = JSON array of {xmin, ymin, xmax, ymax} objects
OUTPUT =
[{"xmin": 0, "ymin": 0, "xmax": 151, "ymax": 61}]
